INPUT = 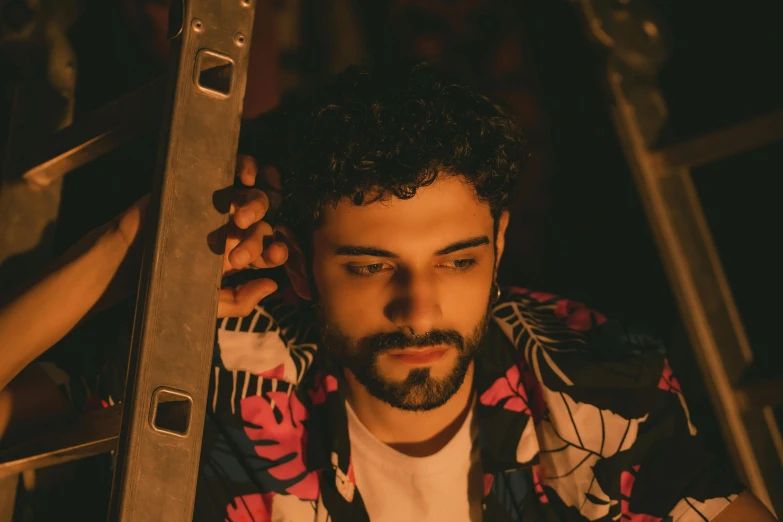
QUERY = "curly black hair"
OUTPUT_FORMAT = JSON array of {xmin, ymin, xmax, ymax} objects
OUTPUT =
[{"xmin": 249, "ymin": 63, "xmax": 527, "ymax": 251}]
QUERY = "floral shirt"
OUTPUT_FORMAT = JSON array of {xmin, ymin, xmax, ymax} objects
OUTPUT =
[{"xmin": 192, "ymin": 286, "xmax": 742, "ymax": 522}]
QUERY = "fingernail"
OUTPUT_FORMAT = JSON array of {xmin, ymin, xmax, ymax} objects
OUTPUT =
[{"xmin": 234, "ymin": 250, "xmax": 250, "ymax": 265}]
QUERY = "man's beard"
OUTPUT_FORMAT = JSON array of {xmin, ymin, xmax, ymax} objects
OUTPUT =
[{"xmin": 315, "ymin": 302, "xmax": 492, "ymax": 412}]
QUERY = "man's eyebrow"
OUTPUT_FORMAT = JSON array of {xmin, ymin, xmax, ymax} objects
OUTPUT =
[
  {"xmin": 334, "ymin": 245, "xmax": 399, "ymax": 258},
  {"xmin": 334, "ymin": 236, "xmax": 490, "ymax": 258},
  {"xmin": 434, "ymin": 236, "xmax": 490, "ymax": 256}
]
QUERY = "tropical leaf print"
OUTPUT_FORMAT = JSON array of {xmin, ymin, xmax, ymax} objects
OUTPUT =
[
  {"xmin": 308, "ymin": 371, "xmax": 339, "ymax": 406},
  {"xmin": 226, "ymin": 492, "xmax": 320, "ymax": 522},
  {"xmin": 479, "ymin": 357, "xmax": 547, "ymax": 420},
  {"xmin": 615, "ymin": 466, "xmax": 737, "ymax": 522},
  {"xmin": 492, "ymin": 291, "xmax": 588, "ymax": 387},
  {"xmin": 480, "ymin": 356, "xmax": 549, "ymax": 464},
  {"xmin": 507, "ymin": 288, "xmax": 607, "ymax": 332},
  {"xmin": 218, "ymin": 295, "xmax": 318, "ymax": 386},
  {"xmin": 658, "ymin": 359, "xmax": 697, "ymax": 436},
  {"xmin": 240, "ymin": 390, "xmax": 320, "ymax": 500},
  {"xmin": 535, "ymin": 386, "xmax": 649, "ymax": 520},
  {"xmin": 619, "ymin": 466, "xmax": 662, "ymax": 522},
  {"xmin": 331, "ymin": 452, "xmax": 356, "ymax": 503},
  {"xmin": 668, "ymin": 495, "xmax": 738, "ymax": 521},
  {"xmin": 226, "ymin": 493, "xmax": 275, "ymax": 522},
  {"xmin": 531, "ymin": 465, "xmax": 549, "ymax": 504}
]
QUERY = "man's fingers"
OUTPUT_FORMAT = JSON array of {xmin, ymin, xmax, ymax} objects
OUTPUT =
[
  {"xmin": 224, "ymin": 156, "xmax": 285, "ymax": 273},
  {"xmin": 236, "ymin": 155, "xmax": 258, "ymax": 187},
  {"xmin": 227, "ymin": 220, "xmax": 273, "ymax": 269},
  {"xmin": 250, "ymin": 241, "xmax": 288, "ymax": 269},
  {"xmin": 222, "ymin": 233, "xmax": 241, "ymax": 274},
  {"xmin": 232, "ymin": 188, "xmax": 270, "ymax": 229},
  {"xmin": 237, "ymin": 155, "xmax": 281, "ymax": 191},
  {"xmin": 217, "ymin": 278, "xmax": 278, "ymax": 318}
]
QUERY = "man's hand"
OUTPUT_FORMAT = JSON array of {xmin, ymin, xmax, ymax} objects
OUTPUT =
[
  {"xmin": 218, "ymin": 155, "xmax": 287, "ymax": 318},
  {"xmin": 111, "ymin": 155, "xmax": 285, "ymax": 319}
]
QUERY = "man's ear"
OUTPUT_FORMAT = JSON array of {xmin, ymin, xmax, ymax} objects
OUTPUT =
[
  {"xmin": 494, "ymin": 210, "xmax": 511, "ymax": 273},
  {"xmin": 274, "ymin": 224, "xmax": 313, "ymax": 301}
]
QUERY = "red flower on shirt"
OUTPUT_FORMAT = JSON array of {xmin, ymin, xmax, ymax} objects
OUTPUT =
[
  {"xmin": 240, "ymin": 391, "xmax": 319, "ymax": 500},
  {"xmin": 532, "ymin": 465, "xmax": 549, "ymax": 504},
  {"xmin": 483, "ymin": 473, "xmax": 494, "ymax": 497},
  {"xmin": 657, "ymin": 360, "xmax": 682, "ymax": 394},
  {"xmin": 655, "ymin": 359, "xmax": 697, "ymax": 435},
  {"xmin": 480, "ymin": 359, "xmax": 546, "ymax": 420},
  {"xmin": 226, "ymin": 493, "xmax": 275, "ymax": 522},
  {"xmin": 259, "ymin": 363, "xmax": 286, "ymax": 380},
  {"xmin": 308, "ymin": 371, "xmax": 339, "ymax": 406},
  {"xmin": 553, "ymin": 299, "xmax": 607, "ymax": 331},
  {"xmin": 509, "ymin": 286, "xmax": 555, "ymax": 302},
  {"xmin": 509, "ymin": 287, "xmax": 607, "ymax": 331}
]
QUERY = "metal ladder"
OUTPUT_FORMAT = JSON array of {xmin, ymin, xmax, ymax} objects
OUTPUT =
[
  {"xmin": 0, "ymin": 1, "xmax": 258, "ymax": 520},
  {"xmin": 576, "ymin": 0, "xmax": 783, "ymax": 515}
]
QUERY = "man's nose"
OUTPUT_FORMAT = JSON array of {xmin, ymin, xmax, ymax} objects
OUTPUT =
[{"xmin": 384, "ymin": 272, "xmax": 443, "ymax": 336}]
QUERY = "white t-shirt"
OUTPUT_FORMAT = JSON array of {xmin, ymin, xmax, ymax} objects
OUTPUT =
[{"xmin": 345, "ymin": 402, "xmax": 484, "ymax": 522}]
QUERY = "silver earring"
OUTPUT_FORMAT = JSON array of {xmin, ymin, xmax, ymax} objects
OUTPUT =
[{"xmin": 492, "ymin": 281, "xmax": 501, "ymax": 304}]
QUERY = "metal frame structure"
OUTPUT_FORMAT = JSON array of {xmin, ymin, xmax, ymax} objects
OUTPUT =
[
  {"xmin": 577, "ymin": 0, "xmax": 782, "ymax": 515},
  {"xmin": 1, "ymin": 1, "xmax": 258, "ymax": 520}
]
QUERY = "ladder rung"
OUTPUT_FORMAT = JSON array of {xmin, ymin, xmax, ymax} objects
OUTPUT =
[
  {"xmin": 20, "ymin": 77, "xmax": 166, "ymax": 188},
  {"xmin": 0, "ymin": 406, "xmax": 121, "ymax": 478},
  {"xmin": 650, "ymin": 108, "xmax": 783, "ymax": 169},
  {"xmin": 736, "ymin": 378, "xmax": 783, "ymax": 410}
]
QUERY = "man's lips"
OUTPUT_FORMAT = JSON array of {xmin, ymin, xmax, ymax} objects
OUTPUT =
[{"xmin": 387, "ymin": 345, "xmax": 450, "ymax": 365}]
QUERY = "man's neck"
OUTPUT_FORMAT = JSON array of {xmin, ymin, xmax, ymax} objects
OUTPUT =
[{"xmin": 343, "ymin": 364, "xmax": 475, "ymax": 458}]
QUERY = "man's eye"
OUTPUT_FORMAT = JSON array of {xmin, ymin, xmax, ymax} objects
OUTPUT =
[
  {"xmin": 347, "ymin": 263, "xmax": 389, "ymax": 277},
  {"xmin": 444, "ymin": 259, "xmax": 477, "ymax": 271}
]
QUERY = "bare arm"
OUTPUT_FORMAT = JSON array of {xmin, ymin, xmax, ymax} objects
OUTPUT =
[
  {"xmin": 714, "ymin": 491, "xmax": 778, "ymax": 521},
  {"xmin": 0, "ymin": 199, "xmax": 145, "ymax": 393},
  {"xmin": 0, "ymin": 200, "xmax": 144, "ymax": 446},
  {"xmin": 0, "ymin": 157, "xmax": 285, "ymax": 445}
]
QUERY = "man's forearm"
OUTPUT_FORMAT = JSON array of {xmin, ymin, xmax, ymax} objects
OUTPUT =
[
  {"xmin": 713, "ymin": 491, "xmax": 778, "ymax": 521},
  {"xmin": 0, "ymin": 227, "xmax": 131, "ymax": 391}
]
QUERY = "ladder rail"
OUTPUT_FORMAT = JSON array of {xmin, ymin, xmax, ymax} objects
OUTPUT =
[
  {"xmin": 574, "ymin": 0, "xmax": 783, "ymax": 514},
  {"xmin": 2, "ymin": 2, "xmax": 260, "ymax": 518},
  {"xmin": 606, "ymin": 64, "xmax": 774, "ymax": 509},
  {"xmin": 107, "ymin": 1, "xmax": 257, "ymax": 520}
]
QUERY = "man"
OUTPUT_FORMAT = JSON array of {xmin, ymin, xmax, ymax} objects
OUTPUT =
[
  {"xmin": 0, "ymin": 63, "xmax": 775, "ymax": 521},
  {"xmin": 194, "ymin": 64, "xmax": 777, "ymax": 521}
]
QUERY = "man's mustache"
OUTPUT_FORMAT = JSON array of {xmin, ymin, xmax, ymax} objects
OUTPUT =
[{"xmin": 358, "ymin": 329, "xmax": 465, "ymax": 354}]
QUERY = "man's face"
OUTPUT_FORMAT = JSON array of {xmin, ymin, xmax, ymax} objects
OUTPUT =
[{"xmin": 302, "ymin": 175, "xmax": 508, "ymax": 411}]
